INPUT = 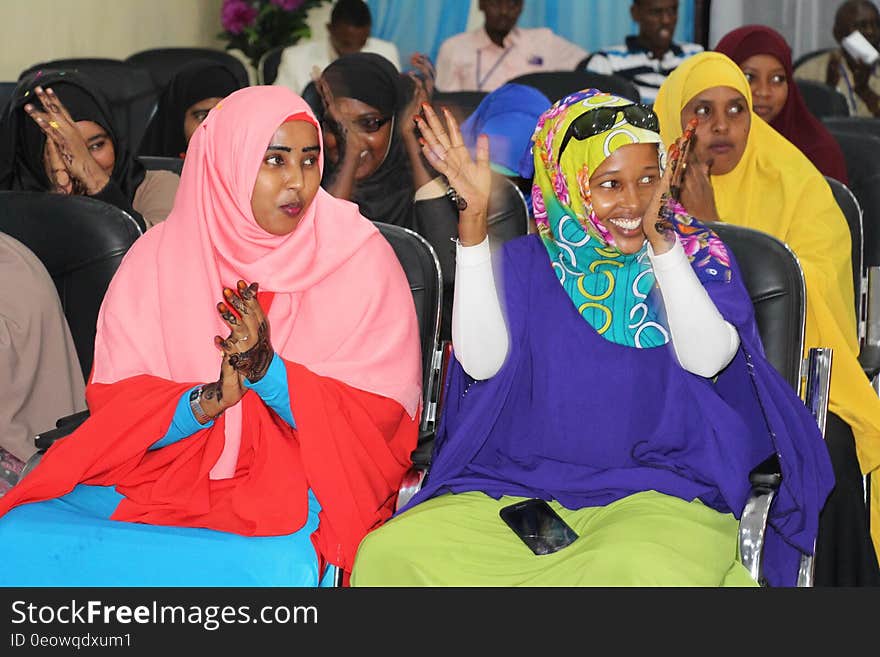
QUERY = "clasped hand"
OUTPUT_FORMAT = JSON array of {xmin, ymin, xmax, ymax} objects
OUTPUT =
[
  {"xmin": 24, "ymin": 86, "xmax": 110, "ymax": 196},
  {"xmin": 199, "ymin": 281, "xmax": 275, "ymax": 418}
]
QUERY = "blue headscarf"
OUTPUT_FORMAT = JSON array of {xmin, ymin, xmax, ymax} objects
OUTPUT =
[{"xmin": 460, "ymin": 83, "xmax": 551, "ymax": 177}]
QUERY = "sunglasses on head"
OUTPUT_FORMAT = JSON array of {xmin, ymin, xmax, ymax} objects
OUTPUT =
[{"xmin": 558, "ymin": 104, "xmax": 660, "ymax": 157}]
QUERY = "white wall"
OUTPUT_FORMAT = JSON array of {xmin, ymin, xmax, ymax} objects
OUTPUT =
[{"xmin": 0, "ymin": 0, "xmax": 225, "ymax": 81}]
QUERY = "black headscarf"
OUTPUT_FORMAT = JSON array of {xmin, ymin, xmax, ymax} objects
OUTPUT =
[
  {"xmin": 138, "ymin": 59, "xmax": 242, "ymax": 158},
  {"xmin": 0, "ymin": 69, "xmax": 145, "ymax": 200},
  {"xmin": 320, "ymin": 53, "xmax": 416, "ymax": 228}
]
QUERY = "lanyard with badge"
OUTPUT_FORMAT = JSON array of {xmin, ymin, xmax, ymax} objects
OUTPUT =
[{"xmin": 476, "ymin": 45, "xmax": 515, "ymax": 91}]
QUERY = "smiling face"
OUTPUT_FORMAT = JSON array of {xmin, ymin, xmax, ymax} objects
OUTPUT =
[
  {"xmin": 322, "ymin": 96, "xmax": 393, "ymax": 180},
  {"xmin": 739, "ymin": 54, "xmax": 788, "ymax": 123},
  {"xmin": 250, "ymin": 120, "xmax": 321, "ymax": 235},
  {"xmin": 632, "ymin": 0, "xmax": 679, "ymax": 56},
  {"xmin": 588, "ymin": 142, "xmax": 660, "ymax": 254},
  {"xmin": 680, "ymin": 85, "xmax": 750, "ymax": 176},
  {"xmin": 75, "ymin": 120, "xmax": 116, "ymax": 175},
  {"xmin": 183, "ymin": 97, "xmax": 224, "ymax": 145}
]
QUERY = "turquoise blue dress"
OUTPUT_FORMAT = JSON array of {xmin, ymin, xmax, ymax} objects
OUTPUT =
[{"xmin": 0, "ymin": 355, "xmax": 335, "ymax": 587}]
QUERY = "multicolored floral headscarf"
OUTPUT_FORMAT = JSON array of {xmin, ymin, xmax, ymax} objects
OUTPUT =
[{"xmin": 530, "ymin": 88, "xmax": 731, "ymax": 348}]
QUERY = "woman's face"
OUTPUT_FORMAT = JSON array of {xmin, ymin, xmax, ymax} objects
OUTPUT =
[
  {"xmin": 183, "ymin": 97, "xmax": 224, "ymax": 145},
  {"xmin": 680, "ymin": 85, "xmax": 750, "ymax": 176},
  {"xmin": 322, "ymin": 97, "xmax": 392, "ymax": 180},
  {"xmin": 588, "ymin": 142, "xmax": 661, "ymax": 255},
  {"xmin": 250, "ymin": 121, "xmax": 321, "ymax": 236},
  {"xmin": 739, "ymin": 54, "xmax": 788, "ymax": 124}
]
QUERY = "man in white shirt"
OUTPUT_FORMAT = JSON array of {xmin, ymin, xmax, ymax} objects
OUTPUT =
[
  {"xmin": 273, "ymin": 0, "xmax": 400, "ymax": 95},
  {"xmin": 434, "ymin": 0, "xmax": 588, "ymax": 92}
]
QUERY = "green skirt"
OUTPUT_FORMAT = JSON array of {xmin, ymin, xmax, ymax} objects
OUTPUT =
[{"xmin": 351, "ymin": 490, "xmax": 757, "ymax": 586}]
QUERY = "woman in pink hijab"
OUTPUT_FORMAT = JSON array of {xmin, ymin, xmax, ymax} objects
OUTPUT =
[{"xmin": 0, "ymin": 86, "xmax": 421, "ymax": 587}]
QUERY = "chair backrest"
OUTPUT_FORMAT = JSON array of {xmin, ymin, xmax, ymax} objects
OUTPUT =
[
  {"xmin": 508, "ymin": 70, "xmax": 641, "ymax": 104},
  {"xmin": 373, "ymin": 223, "xmax": 443, "ymax": 432},
  {"xmin": 792, "ymin": 47, "xmax": 834, "ymax": 73},
  {"xmin": 259, "ymin": 45, "xmax": 287, "ymax": 85},
  {"xmin": 712, "ymin": 223, "xmax": 806, "ymax": 391},
  {"xmin": 432, "ymin": 90, "xmax": 489, "ymax": 123},
  {"xmin": 825, "ymin": 175, "xmax": 864, "ymax": 322},
  {"xmin": 0, "ymin": 191, "xmax": 142, "ymax": 380},
  {"xmin": 138, "ymin": 156, "xmax": 184, "ymax": 176},
  {"xmin": 487, "ymin": 172, "xmax": 530, "ymax": 247},
  {"xmin": 795, "ymin": 78, "xmax": 850, "ymax": 119},
  {"xmin": 19, "ymin": 59, "xmax": 158, "ymax": 152},
  {"xmin": 823, "ymin": 128, "xmax": 880, "ymax": 267},
  {"xmin": 0, "ymin": 81, "xmax": 16, "ymax": 114},
  {"xmin": 126, "ymin": 48, "xmax": 250, "ymax": 89},
  {"xmin": 821, "ymin": 116, "xmax": 880, "ymax": 139}
]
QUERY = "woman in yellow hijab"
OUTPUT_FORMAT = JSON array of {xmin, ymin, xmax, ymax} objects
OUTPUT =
[{"xmin": 655, "ymin": 51, "xmax": 880, "ymax": 586}]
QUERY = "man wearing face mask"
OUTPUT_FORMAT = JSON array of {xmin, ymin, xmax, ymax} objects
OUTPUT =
[
  {"xmin": 434, "ymin": 0, "xmax": 587, "ymax": 92},
  {"xmin": 795, "ymin": 0, "xmax": 880, "ymax": 117},
  {"xmin": 583, "ymin": 0, "xmax": 703, "ymax": 105},
  {"xmin": 273, "ymin": 0, "xmax": 400, "ymax": 95}
]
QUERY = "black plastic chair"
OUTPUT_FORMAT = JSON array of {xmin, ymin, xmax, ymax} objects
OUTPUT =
[
  {"xmin": 823, "ymin": 128, "xmax": 880, "ymax": 268},
  {"xmin": 0, "ymin": 191, "xmax": 143, "ymax": 380},
  {"xmin": 793, "ymin": 47, "xmax": 835, "ymax": 72},
  {"xmin": 825, "ymin": 175, "xmax": 865, "ymax": 324},
  {"xmin": 259, "ymin": 45, "xmax": 287, "ymax": 85},
  {"xmin": 138, "ymin": 156, "xmax": 184, "ymax": 176},
  {"xmin": 0, "ymin": 81, "xmax": 16, "ymax": 114},
  {"xmin": 508, "ymin": 70, "xmax": 641, "ymax": 104},
  {"xmin": 126, "ymin": 48, "xmax": 250, "ymax": 89},
  {"xmin": 821, "ymin": 116, "xmax": 880, "ymax": 139},
  {"xmin": 432, "ymin": 90, "xmax": 489, "ymax": 124},
  {"xmin": 795, "ymin": 79, "xmax": 850, "ymax": 119},
  {"xmin": 18, "ymin": 59, "xmax": 158, "ymax": 152}
]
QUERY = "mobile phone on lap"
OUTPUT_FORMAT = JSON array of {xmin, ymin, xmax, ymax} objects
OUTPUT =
[{"xmin": 499, "ymin": 498, "xmax": 579, "ymax": 555}]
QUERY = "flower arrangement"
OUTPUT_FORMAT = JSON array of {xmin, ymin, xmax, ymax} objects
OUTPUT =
[{"xmin": 219, "ymin": 0, "xmax": 333, "ymax": 69}]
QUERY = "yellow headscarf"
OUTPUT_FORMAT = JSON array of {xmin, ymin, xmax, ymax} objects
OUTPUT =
[{"xmin": 656, "ymin": 52, "xmax": 880, "ymax": 559}]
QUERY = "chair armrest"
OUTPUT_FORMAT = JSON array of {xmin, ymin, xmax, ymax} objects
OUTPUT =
[
  {"xmin": 803, "ymin": 347, "xmax": 833, "ymax": 436},
  {"xmin": 739, "ymin": 454, "xmax": 782, "ymax": 586},
  {"xmin": 859, "ymin": 266, "xmax": 880, "ymax": 378},
  {"xmin": 34, "ymin": 410, "xmax": 90, "ymax": 450}
]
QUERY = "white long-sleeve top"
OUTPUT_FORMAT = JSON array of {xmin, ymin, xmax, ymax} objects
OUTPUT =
[{"xmin": 452, "ymin": 236, "xmax": 740, "ymax": 380}]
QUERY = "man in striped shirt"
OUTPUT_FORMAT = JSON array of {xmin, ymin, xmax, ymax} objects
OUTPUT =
[{"xmin": 582, "ymin": 0, "xmax": 703, "ymax": 105}]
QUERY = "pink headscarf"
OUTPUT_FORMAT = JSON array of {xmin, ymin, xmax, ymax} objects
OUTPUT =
[{"xmin": 92, "ymin": 86, "xmax": 421, "ymax": 479}]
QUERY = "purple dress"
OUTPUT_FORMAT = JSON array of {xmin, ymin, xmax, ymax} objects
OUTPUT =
[{"xmin": 405, "ymin": 235, "xmax": 834, "ymax": 587}]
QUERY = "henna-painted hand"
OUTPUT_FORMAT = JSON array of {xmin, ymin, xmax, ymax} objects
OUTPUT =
[
  {"xmin": 198, "ymin": 351, "xmax": 247, "ymax": 421},
  {"xmin": 215, "ymin": 280, "xmax": 275, "ymax": 383},
  {"xmin": 416, "ymin": 104, "xmax": 491, "ymax": 246},
  {"xmin": 24, "ymin": 86, "xmax": 110, "ymax": 195}
]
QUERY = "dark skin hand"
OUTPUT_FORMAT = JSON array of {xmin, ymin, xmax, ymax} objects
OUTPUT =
[
  {"xmin": 24, "ymin": 86, "xmax": 110, "ymax": 195},
  {"xmin": 676, "ymin": 126, "xmax": 721, "ymax": 223},
  {"xmin": 199, "ymin": 280, "xmax": 275, "ymax": 421}
]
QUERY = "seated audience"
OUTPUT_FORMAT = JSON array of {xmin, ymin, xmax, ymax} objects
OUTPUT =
[
  {"xmin": 584, "ymin": 0, "xmax": 702, "ymax": 105},
  {"xmin": 138, "ymin": 59, "xmax": 243, "ymax": 158},
  {"xmin": 274, "ymin": 0, "xmax": 400, "ymax": 95},
  {"xmin": 795, "ymin": 0, "xmax": 880, "ymax": 117},
  {"xmin": 317, "ymin": 52, "xmax": 456, "ymax": 231},
  {"xmin": 435, "ymin": 0, "xmax": 587, "ymax": 92},
  {"xmin": 351, "ymin": 92, "xmax": 833, "ymax": 587},
  {"xmin": 716, "ymin": 25, "xmax": 849, "ymax": 184},
  {"xmin": 0, "ymin": 233, "xmax": 85, "ymax": 496},
  {"xmin": 655, "ymin": 52, "xmax": 880, "ymax": 584},
  {"xmin": 0, "ymin": 86, "xmax": 420, "ymax": 586},
  {"xmin": 0, "ymin": 70, "xmax": 179, "ymax": 231}
]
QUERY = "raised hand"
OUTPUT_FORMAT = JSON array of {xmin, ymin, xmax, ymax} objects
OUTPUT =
[
  {"xmin": 215, "ymin": 280, "xmax": 275, "ymax": 383},
  {"xmin": 24, "ymin": 86, "xmax": 110, "ymax": 195},
  {"xmin": 314, "ymin": 72, "xmax": 370, "ymax": 166},
  {"xmin": 415, "ymin": 104, "xmax": 491, "ymax": 246}
]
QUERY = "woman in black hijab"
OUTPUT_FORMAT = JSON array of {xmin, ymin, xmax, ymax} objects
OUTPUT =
[
  {"xmin": 0, "ymin": 69, "xmax": 179, "ymax": 231},
  {"xmin": 318, "ymin": 52, "xmax": 451, "ymax": 229},
  {"xmin": 138, "ymin": 59, "xmax": 242, "ymax": 158}
]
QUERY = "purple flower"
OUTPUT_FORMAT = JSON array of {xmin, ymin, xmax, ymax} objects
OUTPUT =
[
  {"xmin": 270, "ymin": 0, "xmax": 305, "ymax": 9},
  {"xmin": 553, "ymin": 171, "xmax": 570, "ymax": 206},
  {"xmin": 221, "ymin": 0, "xmax": 258, "ymax": 34},
  {"xmin": 707, "ymin": 236, "xmax": 730, "ymax": 267},
  {"xmin": 679, "ymin": 233, "xmax": 702, "ymax": 258},
  {"xmin": 532, "ymin": 185, "xmax": 548, "ymax": 221}
]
